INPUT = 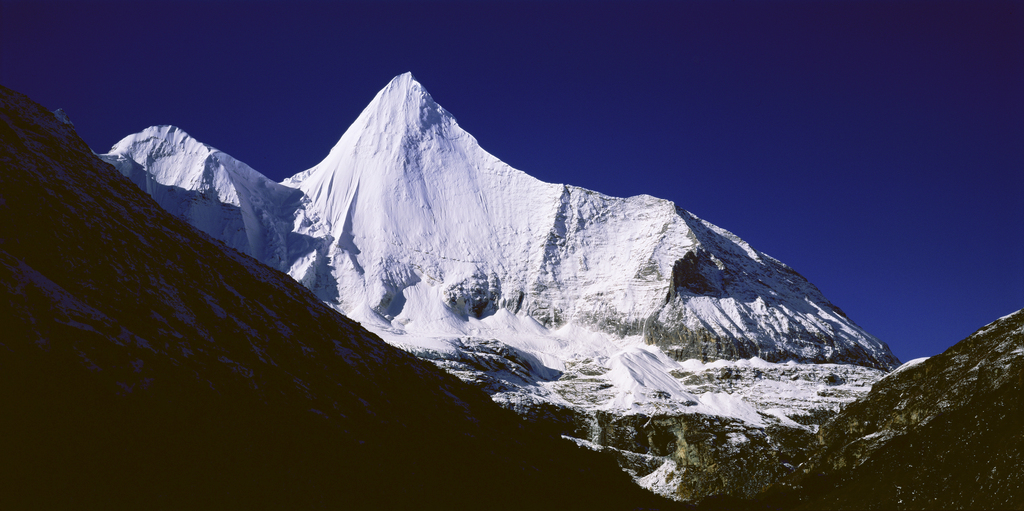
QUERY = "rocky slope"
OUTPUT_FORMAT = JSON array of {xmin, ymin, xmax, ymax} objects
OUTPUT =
[
  {"xmin": 0, "ymin": 83, "xmax": 687, "ymax": 510},
  {"xmin": 763, "ymin": 308, "xmax": 1024, "ymax": 509},
  {"xmin": 549, "ymin": 358, "xmax": 885, "ymax": 501}
]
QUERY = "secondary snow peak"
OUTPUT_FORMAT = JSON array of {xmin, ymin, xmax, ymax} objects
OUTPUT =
[{"xmin": 100, "ymin": 124, "xmax": 302, "ymax": 273}]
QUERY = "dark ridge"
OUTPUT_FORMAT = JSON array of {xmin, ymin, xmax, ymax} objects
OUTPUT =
[
  {"xmin": 0, "ymin": 83, "xmax": 687, "ymax": 510},
  {"xmin": 724, "ymin": 309, "xmax": 1024, "ymax": 510}
]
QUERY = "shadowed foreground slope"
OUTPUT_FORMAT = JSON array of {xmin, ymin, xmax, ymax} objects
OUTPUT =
[
  {"xmin": 762, "ymin": 308, "xmax": 1024, "ymax": 509},
  {"xmin": 0, "ymin": 84, "xmax": 684, "ymax": 510}
]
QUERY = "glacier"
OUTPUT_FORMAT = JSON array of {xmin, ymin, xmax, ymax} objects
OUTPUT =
[{"xmin": 99, "ymin": 72, "xmax": 900, "ymax": 500}]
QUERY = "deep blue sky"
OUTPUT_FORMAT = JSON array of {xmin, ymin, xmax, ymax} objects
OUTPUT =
[{"xmin": 3, "ymin": 0, "xmax": 1022, "ymax": 363}]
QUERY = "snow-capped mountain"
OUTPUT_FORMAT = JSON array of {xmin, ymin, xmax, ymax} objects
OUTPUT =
[
  {"xmin": 102, "ymin": 72, "xmax": 898, "ymax": 371},
  {"xmin": 99, "ymin": 73, "xmax": 900, "ymax": 500}
]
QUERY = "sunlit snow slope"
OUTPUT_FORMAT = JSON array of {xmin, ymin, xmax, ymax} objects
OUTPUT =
[
  {"xmin": 101, "ymin": 126, "xmax": 313, "ymax": 274},
  {"xmin": 100, "ymin": 73, "xmax": 898, "ymax": 405}
]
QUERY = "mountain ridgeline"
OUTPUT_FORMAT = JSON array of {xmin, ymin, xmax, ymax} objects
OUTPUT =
[{"xmin": 100, "ymin": 72, "xmax": 899, "ymax": 371}]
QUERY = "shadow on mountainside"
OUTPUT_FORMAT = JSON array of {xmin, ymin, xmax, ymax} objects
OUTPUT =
[{"xmin": 0, "ymin": 83, "xmax": 689, "ymax": 510}]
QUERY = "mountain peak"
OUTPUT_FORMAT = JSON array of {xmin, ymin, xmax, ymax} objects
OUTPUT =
[
  {"xmin": 282, "ymin": 73, "xmax": 464, "ymax": 189},
  {"xmin": 386, "ymin": 71, "xmax": 418, "ymax": 92},
  {"xmin": 280, "ymin": 73, "xmax": 478, "ymax": 219},
  {"xmin": 110, "ymin": 124, "xmax": 196, "ymax": 150},
  {"xmin": 379, "ymin": 72, "xmax": 427, "ymax": 104},
  {"xmin": 361, "ymin": 71, "xmax": 453, "ymax": 133}
]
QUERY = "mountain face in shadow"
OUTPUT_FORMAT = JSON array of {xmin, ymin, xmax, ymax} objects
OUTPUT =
[
  {"xmin": 758, "ymin": 308, "xmax": 1024, "ymax": 509},
  {"xmin": 0, "ymin": 84, "xmax": 686, "ymax": 510}
]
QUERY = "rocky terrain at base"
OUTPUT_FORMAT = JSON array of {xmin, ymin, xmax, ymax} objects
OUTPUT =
[
  {"xmin": 544, "ymin": 356, "xmax": 886, "ymax": 501},
  {"xmin": 407, "ymin": 331, "xmax": 887, "ymax": 502}
]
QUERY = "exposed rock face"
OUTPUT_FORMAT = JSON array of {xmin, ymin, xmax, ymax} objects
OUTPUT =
[
  {"xmin": 0, "ymin": 84, "xmax": 687, "ymax": 510},
  {"xmin": 593, "ymin": 412, "xmax": 816, "ymax": 501},
  {"xmin": 640, "ymin": 210, "xmax": 898, "ymax": 371},
  {"xmin": 765, "ymin": 309, "xmax": 1024, "ymax": 509}
]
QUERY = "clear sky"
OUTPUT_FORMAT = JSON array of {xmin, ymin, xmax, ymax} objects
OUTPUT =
[{"xmin": 3, "ymin": 0, "xmax": 1022, "ymax": 363}]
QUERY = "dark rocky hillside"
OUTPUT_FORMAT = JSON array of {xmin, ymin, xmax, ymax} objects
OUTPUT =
[
  {"xmin": 761, "ymin": 308, "xmax": 1024, "ymax": 509},
  {"xmin": 0, "ymin": 84, "xmax": 685, "ymax": 510}
]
